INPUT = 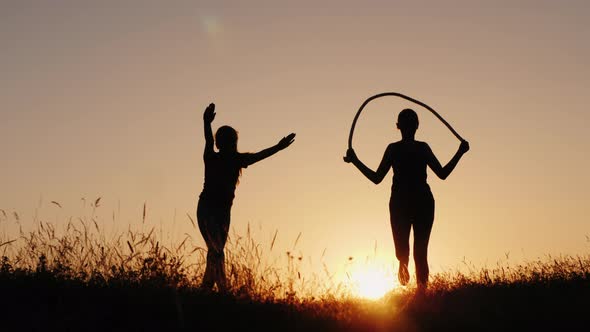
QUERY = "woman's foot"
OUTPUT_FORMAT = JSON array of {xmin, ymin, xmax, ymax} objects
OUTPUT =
[
  {"xmin": 398, "ymin": 263, "xmax": 410, "ymax": 286},
  {"xmin": 417, "ymin": 281, "xmax": 428, "ymax": 294}
]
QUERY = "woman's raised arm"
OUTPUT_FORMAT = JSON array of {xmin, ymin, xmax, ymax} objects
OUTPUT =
[
  {"xmin": 203, "ymin": 103, "xmax": 216, "ymax": 157},
  {"xmin": 426, "ymin": 140, "xmax": 469, "ymax": 180},
  {"xmin": 243, "ymin": 133, "xmax": 296, "ymax": 166},
  {"xmin": 344, "ymin": 145, "xmax": 393, "ymax": 185}
]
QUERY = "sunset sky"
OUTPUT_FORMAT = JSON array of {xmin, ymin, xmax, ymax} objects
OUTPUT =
[{"xmin": 1, "ymin": 1, "xmax": 589, "ymax": 285}]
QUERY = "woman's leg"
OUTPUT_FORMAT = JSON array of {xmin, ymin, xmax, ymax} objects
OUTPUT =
[
  {"xmin": 197, "ymin": 200, "xmax": 215, "ymax": 290},
  {"xmin": 213, "ymin": 209, "xmax": 230, "ymax": 291},
  {"xmin": 413, "ymin": 192, "xmax": 435, "ymax": 289},
  {"xmin": 390, "ymin": 194, "xmax": 412, "ymax": 285},
  {"xmin": 197, "ymin": 199, "xmax": 231, "ymax": 291}
]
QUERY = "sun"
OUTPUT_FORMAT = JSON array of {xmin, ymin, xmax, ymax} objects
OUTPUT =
[{"xmin": 351, "ymin": 268, "xmax": 397, "ymax": 300}]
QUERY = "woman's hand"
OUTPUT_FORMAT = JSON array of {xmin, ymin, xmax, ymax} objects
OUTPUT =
[
  {"xmin": 459, "ymin": 140, "xmax": 470, "ymax": 155},
  {"xmin": 278, "ymin": 133, "xmax": 296, "ymax": 150},
  {"xmin": 343, "ymin": 148, "xmax": 357, "ymax": 163},
  {"xmin": 203, "ymin": 103, "xmax": 216, "ymax": 123}
]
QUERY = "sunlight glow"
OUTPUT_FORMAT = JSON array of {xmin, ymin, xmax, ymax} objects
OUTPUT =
[{"xmin": 351, "ymin": 268, "xmax": 396, "ymax": 300}]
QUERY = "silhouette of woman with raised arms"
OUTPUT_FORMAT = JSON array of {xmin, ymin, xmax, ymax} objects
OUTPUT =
[
  {"xmin": 344, "ymin": 109, "xmax": 469, "ymax": 290},
  {"xmin": 198, "ymin": 103, "xmax": 295, "ymax": 292}
]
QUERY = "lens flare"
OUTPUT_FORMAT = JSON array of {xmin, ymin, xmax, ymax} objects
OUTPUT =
[{"xmin": 200, "ymin": 15, "xmax": 222, "ymax": 36}]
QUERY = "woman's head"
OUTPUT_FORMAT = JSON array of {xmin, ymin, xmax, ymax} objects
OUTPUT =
[
  {"xmin": 215, "ymin": 126, "xmax": 238, "ymax": 152},
  {"xmin": 397, "ymin": 108, "xmax": 419, "ymax": 133}
]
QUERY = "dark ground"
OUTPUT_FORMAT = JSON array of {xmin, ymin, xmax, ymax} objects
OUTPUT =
[{"xmin": 1, "ymin": 271, "xmax": 588, "ymax": 332}]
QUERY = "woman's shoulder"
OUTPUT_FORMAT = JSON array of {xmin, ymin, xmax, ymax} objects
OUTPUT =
[
  {"xmin": 416, "ymin": 141, "xmax": 432, "ymax": 152},
  {"xmin": 386, "ymin": 142, "xmax": 399, "ymax": 153},
  {"xmin": 237, "ymin": 152, "xmax": 254, "ymax": 168},
  {"xmin": 388, "ymin": 141, "xmax": 402, "ymax": 148},
  {"xmin": 204, "ymin": 149, "xmax": 218, "ymax": 160}
]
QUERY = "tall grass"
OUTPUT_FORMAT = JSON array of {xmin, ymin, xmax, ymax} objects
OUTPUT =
[
  {"xmin": 0, "ymin": 201, "xmax": 589, "ymax": 331},
  {"xmin": 0, "ymin": 201, "xmax": 350, "ymax": 302},
  {"xmin": 1, "ymin": 202, "xmax": 589, "ymax": 300}
]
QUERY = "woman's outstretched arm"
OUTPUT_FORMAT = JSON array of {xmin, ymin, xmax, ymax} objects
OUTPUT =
[
  {"xmin": 203, "ymin": 103, "xmax": 216, "ymax": 157},
  {"xmin": 426, "ymin": 140, "xmax": 470, "ymax": 180},
  {"xmin": 244, "ymin": 133, "xmax": 296, "ymax": 166},
  {"xmin": 344, "ymin": 145, "xmax": 392, "ymax": 184}
]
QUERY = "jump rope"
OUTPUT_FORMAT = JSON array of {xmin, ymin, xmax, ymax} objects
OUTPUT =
[{"xmin": 346, "ymin": 92, "xmax": 465, "ymax": 156}]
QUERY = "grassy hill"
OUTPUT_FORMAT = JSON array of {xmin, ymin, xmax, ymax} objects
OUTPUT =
[{"xmin": 1, "ymin": 215, "xmax": 588, "ymax": 331}]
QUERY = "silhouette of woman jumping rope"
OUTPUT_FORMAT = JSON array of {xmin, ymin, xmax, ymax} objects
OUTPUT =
[
  {"xmin": 198, "ymin": 103, "xmax": 295, "ymax": 291},
  {"xmin": 344, "ymin": 108, "xmax": 469, "ymax": 290}
]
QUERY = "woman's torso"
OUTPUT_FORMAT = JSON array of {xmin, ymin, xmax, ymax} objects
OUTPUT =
[
  {"xmin": 200, "ymin": 152, "xmax": 247, "ymax": 208},
  {"xmin": 389, "ymin": 140, "xmax": 431, "ymax": 194}
]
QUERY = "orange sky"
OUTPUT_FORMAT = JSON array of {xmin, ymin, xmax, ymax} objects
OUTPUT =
[{"xmin": 1, "ymin": 1, "xmax": 589, "ymax": 280}]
